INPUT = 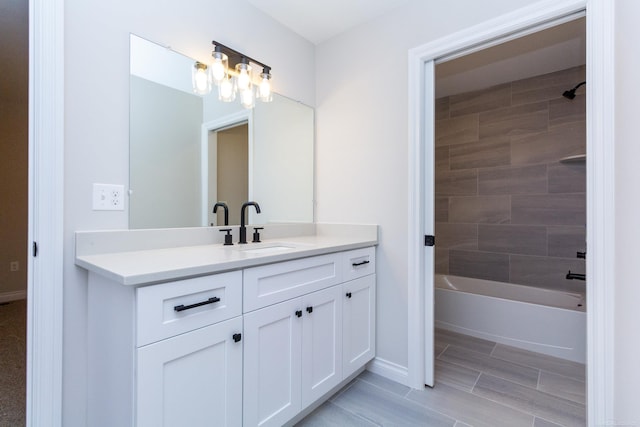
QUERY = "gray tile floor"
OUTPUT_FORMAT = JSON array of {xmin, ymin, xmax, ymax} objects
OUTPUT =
[{"xmin": 297, "ymin": 329, "xmax": 586, "ymax": 427}]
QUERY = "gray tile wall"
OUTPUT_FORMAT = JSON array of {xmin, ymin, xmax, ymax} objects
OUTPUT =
[{"xmin": 435, "ymin": 66, "xmax": 586, "ymax": 293}]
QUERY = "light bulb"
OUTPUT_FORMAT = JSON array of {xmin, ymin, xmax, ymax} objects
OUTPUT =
[
  {"xmin": 235, "ymin": 61, "xmax": 253, "ymax": 91},
  {"xmin": 210, "ymin": 50, "xmax": 228, "ymax": 84},
  {"xmin": 237, "ymin": 69, "xmax": 250, "ymax": 90},
  {"xmin": 258, "ymin": 73, "xmax": 272, "ymax": 102},
  {"xmin": 195, "ymin": 69, "xmax": 208, "ymax": 91},
  {"xmin": 241, "ymin": 87, "xmax": 254, "ymax": 109},
  {"xmin": 192, "ymin": 62, "xmax": 211, "ymax": 95},
  {"xmin": 219, "ymin": 77, "xmax": 235, "ymax": 102},
  {"xmin": 211, "ymin": 60, "xmax": 226, "ymax": 83}
]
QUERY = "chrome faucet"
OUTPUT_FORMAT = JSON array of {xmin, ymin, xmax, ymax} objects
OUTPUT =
[
  {"xmin": 239, "ymin": 201, "xmax": 261, "ymax": 244},
  {"xmin": 213, "ymin": 202, "xmax": 229, "ymax": 226}
]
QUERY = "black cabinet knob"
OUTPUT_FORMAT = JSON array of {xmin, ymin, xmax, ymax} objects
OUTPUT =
[
  {"xmin": 346, "ymin": 292, "xmax": 352, "ymax": 299},
  {"xmin": 233, "ymin": 333, "xmax": 241, "ymax": 343},
  {"xmin": 306, "ymin": 306, "xmax": 313, "ymax": 314},
  {"xmin": 295, "ymin": 310, "xmax": 302, "ymax": 318}
]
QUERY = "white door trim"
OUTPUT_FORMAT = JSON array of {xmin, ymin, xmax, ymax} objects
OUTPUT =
[
  {"xmin": 407, "ymin": 0, "xmax": 615, "ymax": 424},
  {"xmin": 200, "ymin": 110, "xmax": 253, "ymax": 226},
  {"xmin": 27, "ymin": 0, "xmax": 64, "ymax": 425}
]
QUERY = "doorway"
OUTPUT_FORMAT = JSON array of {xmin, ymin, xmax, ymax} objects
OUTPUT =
[
  {"xmin": 208, "ymin": 123, "xmax": 249, "ymax": 226},
  {"xmin": 433, "ymin": 17, "xmax": 586, "ymax": 352},
  {"xmin": 0, "ymin": 0, "xmax": 29, "ymax": 423},
  {"xmin": 407, "ymin": 0, "xmax": 616, "ymax": 423}
]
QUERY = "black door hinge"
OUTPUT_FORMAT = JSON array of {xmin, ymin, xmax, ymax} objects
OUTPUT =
[
  {"xmin": 424, "ymin": 235, "xmax": 435, "ymax": 247},
  {"xmin": 33, "ymin": 241, "xmax": 38, "ymax": 257}
]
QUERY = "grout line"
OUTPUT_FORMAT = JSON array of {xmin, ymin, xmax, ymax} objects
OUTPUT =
[
  {"xmin": 328, "ymin": 378, "xmax": 359, "ymax": 403},
  {"xmin": 538, "ymin": 368, "xmax": 586, "ymax": 384},
  {"xmin": 435, "ymin": 343, "xmax": 450, "ymax": 359},
  {"xmin": 400, "ymin": 389, "xmax": 465, "ymax": 427}
]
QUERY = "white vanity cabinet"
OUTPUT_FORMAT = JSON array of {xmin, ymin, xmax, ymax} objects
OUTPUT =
[
  {"xmin": 136, "ymin": 316, "xmax": 243, "ymax": 427},
  {"xmin": 243, "ymin": 285, "xmax": 344, "ymax": 427},
  {"xmin": 242, "ymin": 247, "xmax": 375, "ymax": 427},
  {"xmin": 342, "ymin": 274, "xmax": 376, "ymax": 378},
  {"xmin": 84, "ymin": 240, "xmax": 376, "ymax": 427},
  {"xmin": 342, "ymin": 247, "xmax": 376, "ymax": 378},
  {"xmin": 87, "ymin": 271, "xmax": 243, "ymax": 427}
]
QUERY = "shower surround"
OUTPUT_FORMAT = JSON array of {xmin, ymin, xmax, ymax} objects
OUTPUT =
[{"xmin": 435, "ymin": 65, "xmax": 586, "ymax": 294}]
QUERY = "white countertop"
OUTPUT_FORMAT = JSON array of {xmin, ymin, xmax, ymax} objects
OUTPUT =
[{"xmin": 75, "ymin": 224, "xmax": 377, "ymax": 286}]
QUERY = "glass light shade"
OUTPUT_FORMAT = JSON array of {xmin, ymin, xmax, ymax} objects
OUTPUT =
[
  {"xmin": 191, "ymin": 62, "xmax": 212, "ymax": 95},
  {"xmin": 235, "ymin": 62, "xmax": 253, "ymax": 91},
  {"xmin": 210, "ymin": 51, "xmax": 228, "ymax": 85},
  {"xmin": 218, "ymin": 76, "xmax": 236, "ymax": 102},
  {"xmin": 258, "ymin": 72, "xmax": 272, "ymax": 102},
  {"xmin": 240, "ymin": 87, "xmax": 255, "ymax": 109}
]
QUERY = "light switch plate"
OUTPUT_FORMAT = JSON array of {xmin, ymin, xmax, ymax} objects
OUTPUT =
[{"xmin": 92, "ymin": 183, "xmax": 125, "ymax": 211}]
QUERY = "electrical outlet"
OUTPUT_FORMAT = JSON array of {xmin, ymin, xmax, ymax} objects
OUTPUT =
[
  {"xmin": 10, "ymin": 261, "xmax": 19, "ymax": 272},
  {"xmin": 92, "ymin": 183, "xmax": 125, "ymax": 211}
]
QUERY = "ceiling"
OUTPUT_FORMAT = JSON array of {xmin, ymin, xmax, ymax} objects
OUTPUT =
[
  {"xmin": 2, "ymin": 1, "xmax": 585, "ymax": 105},
  {"xmin": 247, "ymin": 0, "xmax": 585, "ymax": 97},
  {"xmin": 436, "ymin": 17, "xmax": 586, "ymax": 97},
  {"xmin": 247, "ymin": 0, "xmax": 411, "ymax": 45}
]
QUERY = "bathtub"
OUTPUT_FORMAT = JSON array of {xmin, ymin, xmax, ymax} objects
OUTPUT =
[{"xmin": 435, "ymin": 274, "xmax": 586, "ymax": 363}]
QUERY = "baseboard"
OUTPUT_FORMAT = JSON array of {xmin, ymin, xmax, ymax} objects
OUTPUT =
[
  {"xmin": 367, "ymin": 357, "xmax": 409, "ymax": 386},
  {"xmin": 0, "ymin": 290, "xmax": 27, "ymax": 303}
]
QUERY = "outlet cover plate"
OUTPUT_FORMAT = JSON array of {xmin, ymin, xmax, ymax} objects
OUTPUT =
[{"xmin": 93, "ymin": 183, "xmax": 125, "ymax": 211}]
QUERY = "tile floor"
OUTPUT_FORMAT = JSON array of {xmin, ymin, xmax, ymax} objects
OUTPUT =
[{"xmin": 297, "ymin": 329, "xmax": 586, "ymax": 427}]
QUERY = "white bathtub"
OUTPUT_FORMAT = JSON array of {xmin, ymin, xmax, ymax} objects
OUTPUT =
[{"xmin": 435, "ymin": 274, "xmax": 586, "ymax": 363}]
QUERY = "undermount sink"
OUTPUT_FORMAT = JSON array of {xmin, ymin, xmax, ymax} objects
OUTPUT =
[{"xmin": 236, "ymin": 243, "xmax": 298, "ymax": 255}]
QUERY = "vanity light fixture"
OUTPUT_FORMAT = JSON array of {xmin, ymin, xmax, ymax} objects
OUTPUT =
[{"xmin": 192, "ymin": 40, "xmax": 273, "ymax": 109}]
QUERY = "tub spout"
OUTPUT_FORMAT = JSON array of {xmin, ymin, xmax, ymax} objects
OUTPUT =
[{"xmin": 566, "ymin": 271, "xmax": 586, "ymax": 281}]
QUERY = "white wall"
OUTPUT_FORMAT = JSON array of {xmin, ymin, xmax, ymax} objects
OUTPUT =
[
  {"xmin": 63, "ymin": 0, "xmax": 314, "ymax": 424},
  {"xmin": 614, "ymin": 1, "xmax": 640, "ymax": 424},
  {"xmin": 315, "ymin": 0, "xmax": 533, "ymax": 372},
  {"xmin": 253, "ymin": 95, "xmax": 314, "ymax": 223},
  {"xmin": 129, "ymin": 76, "xmax": 203, "ymax": 229}
]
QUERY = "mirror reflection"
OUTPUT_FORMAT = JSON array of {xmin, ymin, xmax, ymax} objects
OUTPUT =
[{"xmin": 129, "ymin": 34, "xmax": 314, "ymax": 229}]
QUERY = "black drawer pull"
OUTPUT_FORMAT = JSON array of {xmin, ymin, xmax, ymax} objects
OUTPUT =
[
  {"xmin": 174, "ymin": 297, "xmax": 220, "ymax": 312},
  {"xmin": 352, "ymin": 260, "xmax": 370, "ymax": 267},
  {"xmin": 306, "ymin": 306, "xmax": 313, "ymax": 314},
  {"xmin": 233, "ymin": 333, "xmax": 242, "ymax": 343},
  {"xmin": 346, "ymin": 292, "xmax": 352, "ymax": 299}
]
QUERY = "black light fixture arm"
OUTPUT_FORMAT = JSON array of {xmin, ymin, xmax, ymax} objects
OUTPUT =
[{"xmin": 212, "ymin": 40, "xmax": 271, "ymax": 73}]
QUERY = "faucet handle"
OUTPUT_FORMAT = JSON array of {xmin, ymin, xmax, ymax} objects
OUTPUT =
[
  {"xmin": 219, "ymin": 228, "xmax": 233, "ymax": 246},
  {"xmin": 252, "ymin": 227, "xmax": 264, "ymax": 243}
]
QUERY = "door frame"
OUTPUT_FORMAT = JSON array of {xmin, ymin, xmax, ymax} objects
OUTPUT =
[
  {"xmin": 27, "ymin": 0, "xmax": 64, "ymax": 425},
  {"xmin": 201, "ymin": 110, "xmax": 253, "ymax": 226},
  {"xmin": 407, "ymin": 0, "xmax": 615, "ymax": 424}
]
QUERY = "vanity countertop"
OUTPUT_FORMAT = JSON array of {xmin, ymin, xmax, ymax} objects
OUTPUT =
[{"xmin": 75, "ymin": 224, "xmax": 377, "ymax": 286}]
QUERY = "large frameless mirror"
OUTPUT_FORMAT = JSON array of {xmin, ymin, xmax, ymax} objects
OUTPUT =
[{"xmin": 129, "ymin": 34, "xmax": 314, "ymax": 228}]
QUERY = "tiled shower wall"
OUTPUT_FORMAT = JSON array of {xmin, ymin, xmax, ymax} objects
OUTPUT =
[{"xmin": 435, "ymin": 65, "xmax": 586, "ymax": 293}]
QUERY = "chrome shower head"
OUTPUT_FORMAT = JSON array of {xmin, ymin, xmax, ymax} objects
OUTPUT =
[{"xmin": 562, "ymin": 81, "xmax": 586, "ymax": 100}]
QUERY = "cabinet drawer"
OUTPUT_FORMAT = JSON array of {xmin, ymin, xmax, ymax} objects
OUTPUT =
[
  {"xmin": 136, "ymin": 271, "xmax": 242, "ymax": 346},
  {"xmin": 243, "ymin": 253, "xmax": 342, "ymax": 312},
  {"xmin": 343, "ymin": 247, "xmax": 376, "ymax": 281}
]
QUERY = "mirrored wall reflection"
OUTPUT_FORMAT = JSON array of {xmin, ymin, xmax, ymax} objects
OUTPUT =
[{"xmin": 129, "ymin": 34, "xmax": 314, "ymax": 229}]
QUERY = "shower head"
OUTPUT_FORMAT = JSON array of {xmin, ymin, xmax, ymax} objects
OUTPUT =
[{"xmin": 562, "ymin": 81, "xmax": 586, "ymax": 100}]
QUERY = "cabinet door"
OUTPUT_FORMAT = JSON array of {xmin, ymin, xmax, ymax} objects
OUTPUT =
[
  {"xmin": 243, "ymin": 298, "xmax": 302, "ymax": 427},
  {"xmin": 136, "ymin": 316, "xmax": 243, "ymax": 427},
  {"xmin": 342, "ymin": 274, "xmax": 376, "ymax": 378},
  {"xmin": 301, "ymin": 285, "xmax": 343, "ymax": 408}
]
